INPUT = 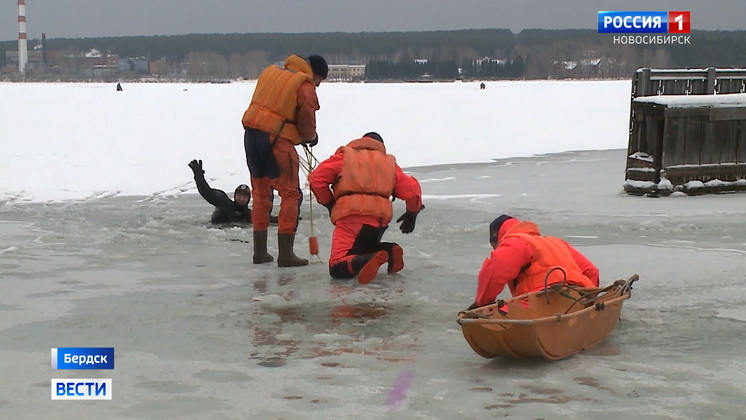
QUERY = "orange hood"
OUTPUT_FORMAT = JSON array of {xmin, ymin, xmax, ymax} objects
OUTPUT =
[
  {"xmin": 498, "ymin": 219, "xmax": 540, "ymax": 243},
  {"xmin": 336, "ymin": 137, "xmax": 387, "ymax": 154}
]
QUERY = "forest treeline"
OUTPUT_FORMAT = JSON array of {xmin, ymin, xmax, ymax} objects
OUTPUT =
[{"xmin": 1, "ymin": 29, "xmax": 745, "ymax": 80}]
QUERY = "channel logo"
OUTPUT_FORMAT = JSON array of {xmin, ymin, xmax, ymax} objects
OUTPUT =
[
  {"xmin": 598, "ymin": 11, "xmax": 690, "ymax": 33},
  {"xmin": 51, "ymin": 379, "xmax": 112, "ymax": 400},
  {"xmin": 51, "ymin": 347, "xmax": 114, "ymax": 370}
]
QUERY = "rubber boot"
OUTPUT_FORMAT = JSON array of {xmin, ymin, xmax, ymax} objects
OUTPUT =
[
  {"xmin": 353, "ymin": 251, "xmax": 389, "ymax": 285},
  {"xmin": 387, "ymin": 244, "xmax": 404, "ymax": 274},
  {"xmin": 277, "ymin": 233, "xmax": 308, "ymax": 267},
  {"xmin": 380, "ymin": 243, "xmax": 404, "ymax": 274},
  {"xmin": 252, "ymin": 230, "xmax": 274, "ymax": 264}
]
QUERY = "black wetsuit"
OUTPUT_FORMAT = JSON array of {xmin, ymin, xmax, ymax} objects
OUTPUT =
[{"xmin": 194, "ymin": 175, "xmax": 278, "ymax": 225}]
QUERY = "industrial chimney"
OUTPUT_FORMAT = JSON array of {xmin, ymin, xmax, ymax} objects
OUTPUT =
[
  {"xmin": 18, "ymin": 0, "xmax": 28, "ymax": 75},
  {"xmin": 42, "ymin": 33, "xmax": 47, "ymax": 67}
]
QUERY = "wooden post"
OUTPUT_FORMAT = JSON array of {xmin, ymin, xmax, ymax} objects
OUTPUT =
[
  {"xmin": 653, "ymin": 115, "xmax": 665, "ymax": 182},
  {"xmin": 645, "ymin": 114, "xmax": 664, "ymax": 197},
  {"xmin": 706, "ymin": 67, "xmax": 716, "ymax": 94},
  {"xmin": 638, "ymin": 68, "xmax": 651, "ymax": 97},
  {"xmin": 626, "ymin": 69, "xmax": 652, "ymax": 178},
  {"xmin": 626, "ymin": 72, "xmax": 639, "ymax": 165}
]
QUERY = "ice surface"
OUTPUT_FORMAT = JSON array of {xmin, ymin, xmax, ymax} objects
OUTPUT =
[
  {"xmin": 2, "ymin": 147, "xmax": 746, "ymax": 419},
  {"xmin": 0, "ymin": 80, "xmax": 630, "ymax": 202}
]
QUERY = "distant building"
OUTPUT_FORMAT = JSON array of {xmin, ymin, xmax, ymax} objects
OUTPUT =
[
  {"xmin": 132, "ymin": 57, "xmax": 149, "ymax": 74},
  {"xmin": 476, "ymin": 56, "xmax": 507, "ymax": 66},
  {"xmin": 261, "ymin": 60, "xmax": 365, "ymax": 81},
  {"xmin": 4, "ymin": 48, "xmax": 63, "ymax": 74},
  {"xmin": 118, "ymin": 56, "xmax": 150, "ymax": 74},
  {"xmin": 118, "ymin": 58, "xmax": 132, "ymax": 72},
  {"xmin": 85, "ymin": 48, "xmax": 103, "ymax": 58},
  {"xmin": 85, "ymin": 50, "xmax": 120, "ymax": 76},
  {"xmin": 149, "ymin": 60, "xmax": 167, "ymax": 75},
  {"xmin": 3, "ymin": 46, "xmax": 159, "ymax": 77},
  {"xmin": 327, "ymin": 63, "xmax": 366, "ymax": 81},
  {"xmin": 5, "ymin": 50, "xmax": 44, "ymax": 72}
]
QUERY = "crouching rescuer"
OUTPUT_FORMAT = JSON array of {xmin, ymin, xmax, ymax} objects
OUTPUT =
[
  {"xmin": 469, "ymin": 215, "xmax": 600, "ymax": 310},
  {"xmin": 308, "ymin": 132, "xmax": 423, "ymax": 284}
]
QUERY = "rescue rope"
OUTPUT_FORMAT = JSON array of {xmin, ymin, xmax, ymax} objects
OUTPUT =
[
  {"xmin": 458, "ymin": 274, "xmax": 639, "ymax": 325},
  {"xmin": 457, "ymin": 310, "xmax": 489, "ymax": 319},
  {"xmin": 542, "ymin": 267, "xmax": 568, "ymax": 305},
  {"xmin": 301, "ymin": 144, "xmax": 323, "ymax": 264},
  {"xmin": 561, "ymin": 275, "xmax": 638, "ymax": 315}
]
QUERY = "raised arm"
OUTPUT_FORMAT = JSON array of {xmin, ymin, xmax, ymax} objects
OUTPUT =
[{"xmin": 188, "ymin": 159, "xmax": 231, "ymax": 208}]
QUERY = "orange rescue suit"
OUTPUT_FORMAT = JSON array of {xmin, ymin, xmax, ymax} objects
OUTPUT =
[
  {"xmin": 241, "ymin": 55, "xmax": 314, "ymax": 145},
  {"xmin": 502, "ymin": 228, "xmax": 596, "ymax": 296},
  {"xmin": 330, "ymin": 138, "xmax": 397, "ymax": 224},
  {"xmin": 475, "ymin": 221, "xmax": 598, "ymax": 307}
]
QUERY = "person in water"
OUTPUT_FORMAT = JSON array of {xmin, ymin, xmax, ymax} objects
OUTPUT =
[{"xmin": 188, "ymin": 159, "xmax": 279, "ymax": 225}]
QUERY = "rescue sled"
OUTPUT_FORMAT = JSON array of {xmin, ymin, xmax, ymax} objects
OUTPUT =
[{"xmin": 457, "ymin": 271, "xmax": 638, "ymax": 361}]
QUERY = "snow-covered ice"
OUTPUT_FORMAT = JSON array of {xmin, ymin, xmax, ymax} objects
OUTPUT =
[
  {"xmin": 0, "ymin": 80, "xmax": 629, "ymax": 203},
  {"xmin": 634, "ymin": 92, "xmax": 746, "ymax": 108}
]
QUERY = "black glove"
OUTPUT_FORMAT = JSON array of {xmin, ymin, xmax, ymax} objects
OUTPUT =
[
  {"xmin": 303, "ymin": 133, "xmax": 318, "ymax": 148},
  {"xmin": 322, "ymin": 199, "xmax": 335, "ymax": 217},
  {"xmin": 396, "ymin": 211, "xmax": 418, "ymax": 234},
  {"xmin": 188, "ymin": 159, "xmax": 204, "ymax": 177}
]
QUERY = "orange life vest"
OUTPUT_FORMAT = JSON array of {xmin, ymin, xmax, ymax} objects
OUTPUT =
[
  {"xmin": 330, "ymin": 138, "xmax": 397, "ymax": 224},
  {"xmin": 501, "ymin": 222, "xmax": 596, "ymax": 296},
  {"xmin": 241, "ymin": 55, "xmax": 314, "ymax": 145}
]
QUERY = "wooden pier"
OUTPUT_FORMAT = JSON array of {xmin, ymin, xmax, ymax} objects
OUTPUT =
[{"xmin": 624, "ymin": 67, "xmax": 746, "ymax": 196}]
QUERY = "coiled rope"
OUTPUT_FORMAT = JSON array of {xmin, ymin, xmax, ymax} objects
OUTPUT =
[{"xmin": 300, "ymin": 144, "xmax": 323, "ymax": 264}]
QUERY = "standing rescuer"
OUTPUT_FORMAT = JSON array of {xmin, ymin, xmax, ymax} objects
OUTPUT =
[
  {"xmin": 309, "ymin": 132, "xmax": 424, "ymax": 284},
  {"xmin": 241, "ymin": 54, "xmax": 328, "ymax": 267}
]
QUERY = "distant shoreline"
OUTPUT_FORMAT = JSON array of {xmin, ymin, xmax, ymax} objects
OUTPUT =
[{"xmin": 0, "ymin": 77, "xmax": 634, "ymax": 84}]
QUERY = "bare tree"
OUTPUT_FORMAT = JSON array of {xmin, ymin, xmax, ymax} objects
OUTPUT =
[
  {"xmin": 227, "ymin": 53, "xmax": 246, "ymax": 79},
  {"xmin": 456, "ymin": 47, "xmax": 481, "ymax": 62},
  {"xmin": 651, "ymin": 48, "xmax": 671, "ymax": 68},
  {"xmin": 244, "ymin": 50, "xmax": 270, "ymax": 79}
]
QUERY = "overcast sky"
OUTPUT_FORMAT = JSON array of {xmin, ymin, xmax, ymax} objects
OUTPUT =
[{"xmin": 2, "ymin": 0, "xmax": 744, "ymax": 42}]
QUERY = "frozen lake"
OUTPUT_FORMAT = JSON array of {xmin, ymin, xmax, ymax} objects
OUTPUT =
[
  {"xmin": 0, "ymin": 80, "xmax": 630, "ymax": 202},
  {"xmin": 2, "ymin": 149, "xmax": 746, "ymax": 419}
]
